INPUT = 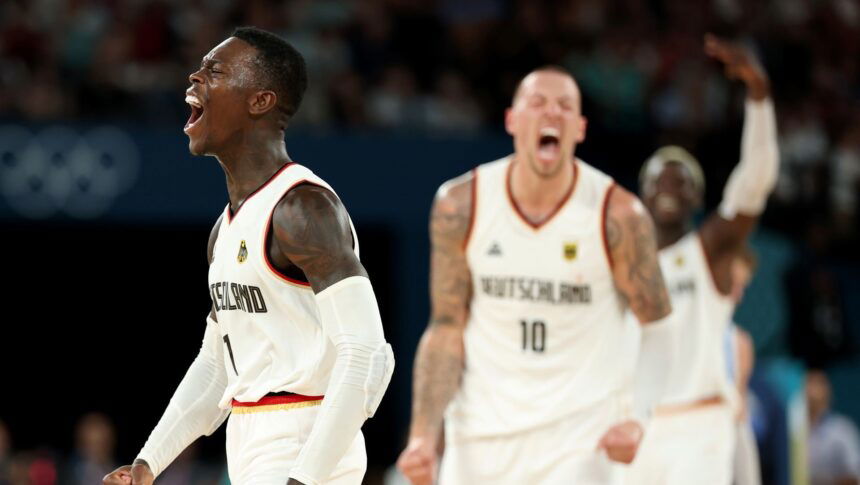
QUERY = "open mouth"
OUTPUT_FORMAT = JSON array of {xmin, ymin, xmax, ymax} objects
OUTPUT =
[
  {"xmin": 655, "ymin": 193, "xmax": 680, "ymax": 213},
  {"xmin": 184, "ymin": 94, "xmax": 205, "ymax": 133},
  {"xmin": 537, "ymin": 127, "xmax": 560, "ymax": 161}
]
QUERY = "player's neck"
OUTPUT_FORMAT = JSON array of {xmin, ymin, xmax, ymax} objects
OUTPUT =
[
  {"xmin": 656, "ymin": 221, "xmax": 692, "ymax": 250},
  {"xmin": 217, "ymin": 136, "xmax": 291, "ymax": 212},
  {"xmin": 509, "ymin": 156, "xmax": 575, "ymax": 222}
]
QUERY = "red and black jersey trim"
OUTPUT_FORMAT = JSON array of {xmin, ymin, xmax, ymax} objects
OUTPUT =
[
  {"xmin": 506, "ymin": 160, "xmax": 578, "ymax": 230},
  {"xmin": 263, "ymin": 180, "xmax": 356, "ymax": 288},
  {"xmin": 226, "ymin": 162, "xmax": 295, "ymax": 224}
]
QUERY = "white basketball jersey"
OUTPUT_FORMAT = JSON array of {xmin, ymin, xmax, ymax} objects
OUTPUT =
[
  {"xmin": 446, "ymin": 156, "xmax": 632, "ymax": 439},
  {"xmin": 657, "ymin": 232, "xmax": 736, "ymax": 406},
  {"xmin": 208, "ymin": 162, "xmax": 359, "ymax": 409}
]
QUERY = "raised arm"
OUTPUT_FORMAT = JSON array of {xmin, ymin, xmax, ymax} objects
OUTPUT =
[
  {"xmin": 104, "ymin": 215, "xmax": 230, "ymax": 485},
  {"xmin": 397, "ymin": 172, "xmax": 474, "ymax": 485},
  {"xmin": 271, "ymin": 184, "xmax": 393, "ymax": 485},
  {"xmin": 699, "ymin": 35, "xmax": 779, "ymax": 294}
]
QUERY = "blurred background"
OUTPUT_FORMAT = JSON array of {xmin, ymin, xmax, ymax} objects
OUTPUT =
[{"xmin": 1, "ymin": 0, "xmax": 859, "ymax": 484}]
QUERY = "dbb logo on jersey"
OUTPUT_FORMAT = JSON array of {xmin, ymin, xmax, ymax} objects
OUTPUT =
[
  {"xmin": 563, "ymin": 242, "xmax": 578, "ymax": 261},
  {"xmin": 237, "ymin": 240, "xmax": 248, "ymax": 263},
  {"xmin": 210, "ymin": 281, "xmax": 268, "ymax": 313}
]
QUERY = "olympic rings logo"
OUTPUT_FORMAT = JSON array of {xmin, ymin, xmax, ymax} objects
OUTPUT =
[{"xmin": 0, "ymin": 125, "xmax": 140, "ymax": 219}]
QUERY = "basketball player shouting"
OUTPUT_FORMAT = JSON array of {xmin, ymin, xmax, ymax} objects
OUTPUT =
[
  {"xmin": 628, "ymin": 35, "xmax": 778, "ymax": 485},
  {"xmin": 397, "ymin": 66, "xmax": 674, "ymax": 484},
  {"xmin": 103, "ymin": 27, "xmax": 393, "ymax": 485}
]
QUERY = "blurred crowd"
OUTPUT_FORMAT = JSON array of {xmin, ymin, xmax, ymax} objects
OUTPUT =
[
  {"xmin": 1, "ymin": 1, "xmax": 860, "ymax": 483},
  {"xmin": 0, "ymin": 414, "xmax": 226, "ymax": 485},
  {"xmin": 2, "ymin": 369, "xmax": 859, "ymax": 485},
  {"xmin": 1, "ymin": 0, "xmax": 859, "ymax": 244}
]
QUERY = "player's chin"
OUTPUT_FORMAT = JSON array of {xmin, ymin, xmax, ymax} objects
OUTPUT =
[
  {"xmin": 534, "ymin": 157, "xmax": 564, "ymax": 178},
  {"xmin": 187, "ymin": 136, "xmax": 206, "ymax": 156},
  {"xmin": 654, "ymin": 209, "xmax": 686, "ymax": 227}
]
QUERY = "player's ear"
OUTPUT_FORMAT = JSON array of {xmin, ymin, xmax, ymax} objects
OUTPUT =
[
  {"xmin": 249, "ymin": 90, "xmax": 277, "ymax": 116},
  {"xmin": 576, "ymin": 115, "xmax": 588, "ymax": 143},
  {"xmin": 504, "ymin": 107, "xmax": 516, "ymax": 136}
]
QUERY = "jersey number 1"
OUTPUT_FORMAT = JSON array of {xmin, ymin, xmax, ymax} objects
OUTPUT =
[
  {"xmin": 223, "ymin": 335, "xmax": 239, "ymax": 375},
  {"xmin": 520, "ymin": 320, "xmax": 546, "ymax": 353}
]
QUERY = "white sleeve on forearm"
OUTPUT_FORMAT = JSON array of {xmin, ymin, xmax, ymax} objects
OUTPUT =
[
  {"xmin": 136, "ymin": 316, "xmax": 230, "ymax": 477},
  {"xmin": 719, "ymin": 98, "xmax": 779, "ymax": 219},
  {"xmin": 289, "ymin": 276, "xmax": 394, "ymax": 485},
  {"xmin": 633, "ymin": 314, "xmax": 677, "ymax": 422}
]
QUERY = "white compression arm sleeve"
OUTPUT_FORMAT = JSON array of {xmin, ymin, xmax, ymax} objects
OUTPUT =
[
  {"xmin": 290, "ymin": 276, "xmax": 394, "ymax": 485},
  {"xmin": 719, "ymin": 98, "xmax": 779, "ymax": 219},
  {"xmin": 633, "ymin": 314, "xmax": 677, "ymax": 422},
  {"xmin": 136, "ymin": 316, "xmax": 230, "ymax": 477}
]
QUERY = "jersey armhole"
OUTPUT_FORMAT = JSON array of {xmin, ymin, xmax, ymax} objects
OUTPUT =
[
  {"xmin": 461, "ymin": 168, "xmax": 478, "ymax": 252},
  {"xmin": 600, "ymin": 183, "xmax": 617, "ymax": 270},
  {"xmin": 262, "ymin": 179, "xmax": 341, "ymax": 289}
]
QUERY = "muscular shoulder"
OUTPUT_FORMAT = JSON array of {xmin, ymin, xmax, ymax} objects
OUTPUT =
[
  {"xmin": 605, "ymin": 185, "xmax": 671, "ymax": 322},
  {"xmin": 274, "ymin": 183, "xmax": 349, "ymax": 230},
  {"xmin": 431, "ymin": 171, "xmax": 474, "ymax": 248},
  {"xmin": 271, "ymin": 184, "xmax": 363, "ymax": 292},
  {"xmin": 605, "ymin": 186, "xmax": 652, "ymax": 250},
  {"xmin": 207, "ymin": 212, "xmax": 224, "ymax": 264}
]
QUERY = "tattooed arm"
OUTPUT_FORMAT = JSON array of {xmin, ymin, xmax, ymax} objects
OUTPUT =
[
  {"xmin": 272, "ymin": 185, "xmax": 392, "ymax": 485},
  {"xmin": 605, "ymin": 186, "xmax": 671, "ymax": 324},
  {"xmin": 598, "ymin": 186, "xmax": 674, "ymax": 463},
  {"xmin": 397, "ymin": 172, "xmax": 474, "ymax": 485}
]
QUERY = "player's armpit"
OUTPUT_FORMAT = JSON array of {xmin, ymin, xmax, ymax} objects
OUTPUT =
[
  {"xmin": 271, "ymin": 184, "xmax": 366, "ymax": 293},
  {"xmin": 605, "ymin": 186, "xmax": 671, "ymax": 323}
]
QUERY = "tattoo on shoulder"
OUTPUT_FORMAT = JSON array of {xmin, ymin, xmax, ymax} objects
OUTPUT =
[
  {"xmin": 428, "ymin": 174, "xmax": 474, "ymax": 328},
  {"xmin": 430, "ymin": 175, "xmax": 473, "ymax": 246},
  {"xmin": 606, "ymin": 215, "xmax": 621, "ymax": 251},
  {"xmin": 609, "ymin": 197, "xmax": 671, "ymax": 320}
]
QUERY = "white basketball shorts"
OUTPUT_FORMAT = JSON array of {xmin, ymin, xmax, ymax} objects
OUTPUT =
[
  {"xmin": 225, "ymin": 394, "xmax": 366, "ymax": 485},
  {"xmin": 439, "ymin": 393, "xmax": 629, "ymax": 485},
  {"xmin": 626, "ymin": 402, "xmax": 734, "ymax": 485}
]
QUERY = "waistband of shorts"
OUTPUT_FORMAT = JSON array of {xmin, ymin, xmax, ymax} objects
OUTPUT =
[
  {"xmin": 654, "ymin": 395, "xmax": 724, "ymax": 417},
  {"xmin": 231, "ymin": 392, "xmax": 324, "ymax": 414}
]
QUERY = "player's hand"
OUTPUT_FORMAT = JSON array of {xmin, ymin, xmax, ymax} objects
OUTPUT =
[
  {"xmin": 597, "ymin": 420, "xmax": 644, "ymax": 464},
  {"xmin": 397, "ymin": 436, "xmax": 439, "ymax": 485},
  {"xmin": 704, "ymin": 33, "xmax": 770, "ymax": 100},
  {"xmin": 103, "ymin": 462, "xmax": 154, "ymax": 485}
]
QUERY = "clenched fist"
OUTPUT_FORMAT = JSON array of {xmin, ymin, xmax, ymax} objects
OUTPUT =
[
  {"xmin": 597, "ymin": 419, "xmax": 644, "ymax": 464},
  {"xmin": 103, "ymin": 460, "xmax": 154, "ymax": 485},
  {"xmin": 396, "ymin": 436, "xmax": 439, "ymax": 485}
]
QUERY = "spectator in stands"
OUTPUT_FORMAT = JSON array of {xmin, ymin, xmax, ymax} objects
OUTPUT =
[
  {"xmin": 807, "ymin": 370, "xmax": 860, "ymax": 485},
  {"xmin": 63, "ymin": 413, "xmax": 116, "ymax": 485}
]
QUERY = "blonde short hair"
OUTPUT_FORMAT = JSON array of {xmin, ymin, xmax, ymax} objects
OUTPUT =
[{"xmin": 639, "ymin": 145, "xmax": 705, "ymax": 195}]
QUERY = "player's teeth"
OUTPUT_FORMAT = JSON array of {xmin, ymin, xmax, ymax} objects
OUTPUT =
[
  {"xmin": 540, "ymin": 127, "xmax": 560, "ymax": 138},
  {"xmin": 656, "ymin": 194, "xmax": 679, "ymax": 211},
  {"xmin": 185, "ymin": 95, "xmax": 202, "ymax": 108}
]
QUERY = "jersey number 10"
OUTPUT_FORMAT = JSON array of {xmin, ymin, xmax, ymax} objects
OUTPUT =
[{"xmin": 520, "ymin": 320, "xmax": 546, "ymax": 353}]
